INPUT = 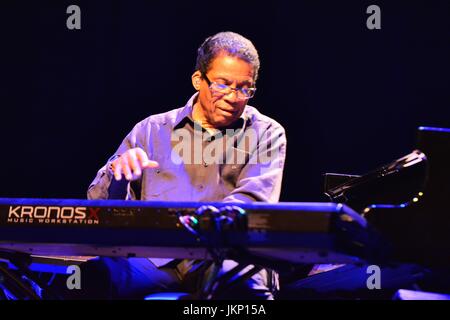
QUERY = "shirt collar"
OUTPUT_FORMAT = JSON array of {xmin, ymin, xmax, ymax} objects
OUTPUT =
[{"xmin": 174, "ymin": 92, "xmax": 250, "ymax": 130}]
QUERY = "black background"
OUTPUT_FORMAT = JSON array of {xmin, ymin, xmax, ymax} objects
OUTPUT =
[{"xmin": 1, "ymin": 0, "xmax": 449, "ymax": 201}]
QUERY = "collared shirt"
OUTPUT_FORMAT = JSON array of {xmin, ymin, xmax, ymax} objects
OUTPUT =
[{"xmin": 88, "ymin": 93, "xmax": 287, "ymax": 203}]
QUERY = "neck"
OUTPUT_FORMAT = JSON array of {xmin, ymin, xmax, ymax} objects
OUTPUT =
[{"xmin": 192, "ymin": 100, "xmax": 216, "ymax": 132}]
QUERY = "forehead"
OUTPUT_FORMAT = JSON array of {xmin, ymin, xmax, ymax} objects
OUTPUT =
[{"xmin": 208, "ymin": 54, "xmax": 254, "ymax": 83}]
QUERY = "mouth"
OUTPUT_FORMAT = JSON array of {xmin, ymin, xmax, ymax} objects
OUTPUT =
[{"xmin": 216, "ymin": 105, "xmax": 236, "ymax": 116}]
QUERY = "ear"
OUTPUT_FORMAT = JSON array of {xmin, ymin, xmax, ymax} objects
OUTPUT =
[{"xmin": 191, "ymin": 71, "xmax": 202, "ymax": 91}]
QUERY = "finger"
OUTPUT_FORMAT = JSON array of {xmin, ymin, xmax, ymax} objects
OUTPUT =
[
  {"xmin": 121, "ymin": 157, "xmax": 133, "ymax": 181},
  {"xmin": 135, "ymin": 148, "xmax": 159, "ymax": 169},
  {"xmin": 143, "ymin": 160, "xmax": 159, "ymax": 168},
  {"xmin": 128, "ymin": 150, "xmax": 142, "ymax": 177},
  {"xmin": 113, "ymin": 161, "xmax": 122, "ymax": 181},
  {"xmin": 135, "ymin": 148, "xmax": 150, "ymax": 167}
]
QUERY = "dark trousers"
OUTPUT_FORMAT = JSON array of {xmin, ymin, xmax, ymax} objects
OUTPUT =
[{"xmin": 53, "ymin": 257, "xmax": 277, "ymax": 300}]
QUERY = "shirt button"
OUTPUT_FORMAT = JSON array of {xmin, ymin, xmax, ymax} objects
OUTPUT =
[
  {"xmin": 199, "ymin": 185, "xmax": 204, "ymax": 189},
  {"xmin": 203, "ymin": 162, "xmax": 208, "ymax": 167}
]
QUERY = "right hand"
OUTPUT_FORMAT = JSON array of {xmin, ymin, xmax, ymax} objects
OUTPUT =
[{"xmin": 110, "ymin": 148, "xmax": 159, "ymax": 181}]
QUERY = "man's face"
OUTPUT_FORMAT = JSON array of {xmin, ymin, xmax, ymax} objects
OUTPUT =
[{"xmin": 192, "ymin": 54, "xmax": 255, "ymax": 129}]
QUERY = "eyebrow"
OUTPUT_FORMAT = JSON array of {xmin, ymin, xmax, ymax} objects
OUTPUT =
[{"xmin": 214, "ymin": 76, "xmax": 254, "ymax": 87}]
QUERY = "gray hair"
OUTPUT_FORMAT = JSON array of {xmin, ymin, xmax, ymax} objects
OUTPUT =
[{"xmin": 195, "ymin": 32, "xmax": 260, "ymax": 81}]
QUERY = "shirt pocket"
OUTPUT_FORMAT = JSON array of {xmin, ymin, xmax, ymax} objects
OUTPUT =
[{"xmin": 142, "ymin": 161, "xmax": 184, "ymax": 200}]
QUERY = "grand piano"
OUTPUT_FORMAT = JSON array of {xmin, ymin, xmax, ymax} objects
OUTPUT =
[
  {"xmin": 283, "ymin": 126, "xmax": 450, "ymax": 299},
  {"xmin": 325, "ymin": 126, "xmax": 450, "ymax": 269}
]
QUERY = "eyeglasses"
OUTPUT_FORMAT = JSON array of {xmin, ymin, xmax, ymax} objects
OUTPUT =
[{"xmin": 202, "ymin": 73, "xmax": 256, "ymax": 100}]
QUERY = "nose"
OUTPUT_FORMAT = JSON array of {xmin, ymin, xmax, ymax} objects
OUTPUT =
[{"xmin": 223, "ymin": 89, "xmax": 239, "ymax": 103}]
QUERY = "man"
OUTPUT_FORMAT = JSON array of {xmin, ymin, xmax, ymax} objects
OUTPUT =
[{"xmin": 83, "ymin": 31, "xmax": 287, "ymax": 300}]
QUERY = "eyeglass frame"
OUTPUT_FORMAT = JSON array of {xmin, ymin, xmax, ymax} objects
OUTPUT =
[{"xmin": 201, "ymin": 73, "xmax": 257, "ymax": 100}]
